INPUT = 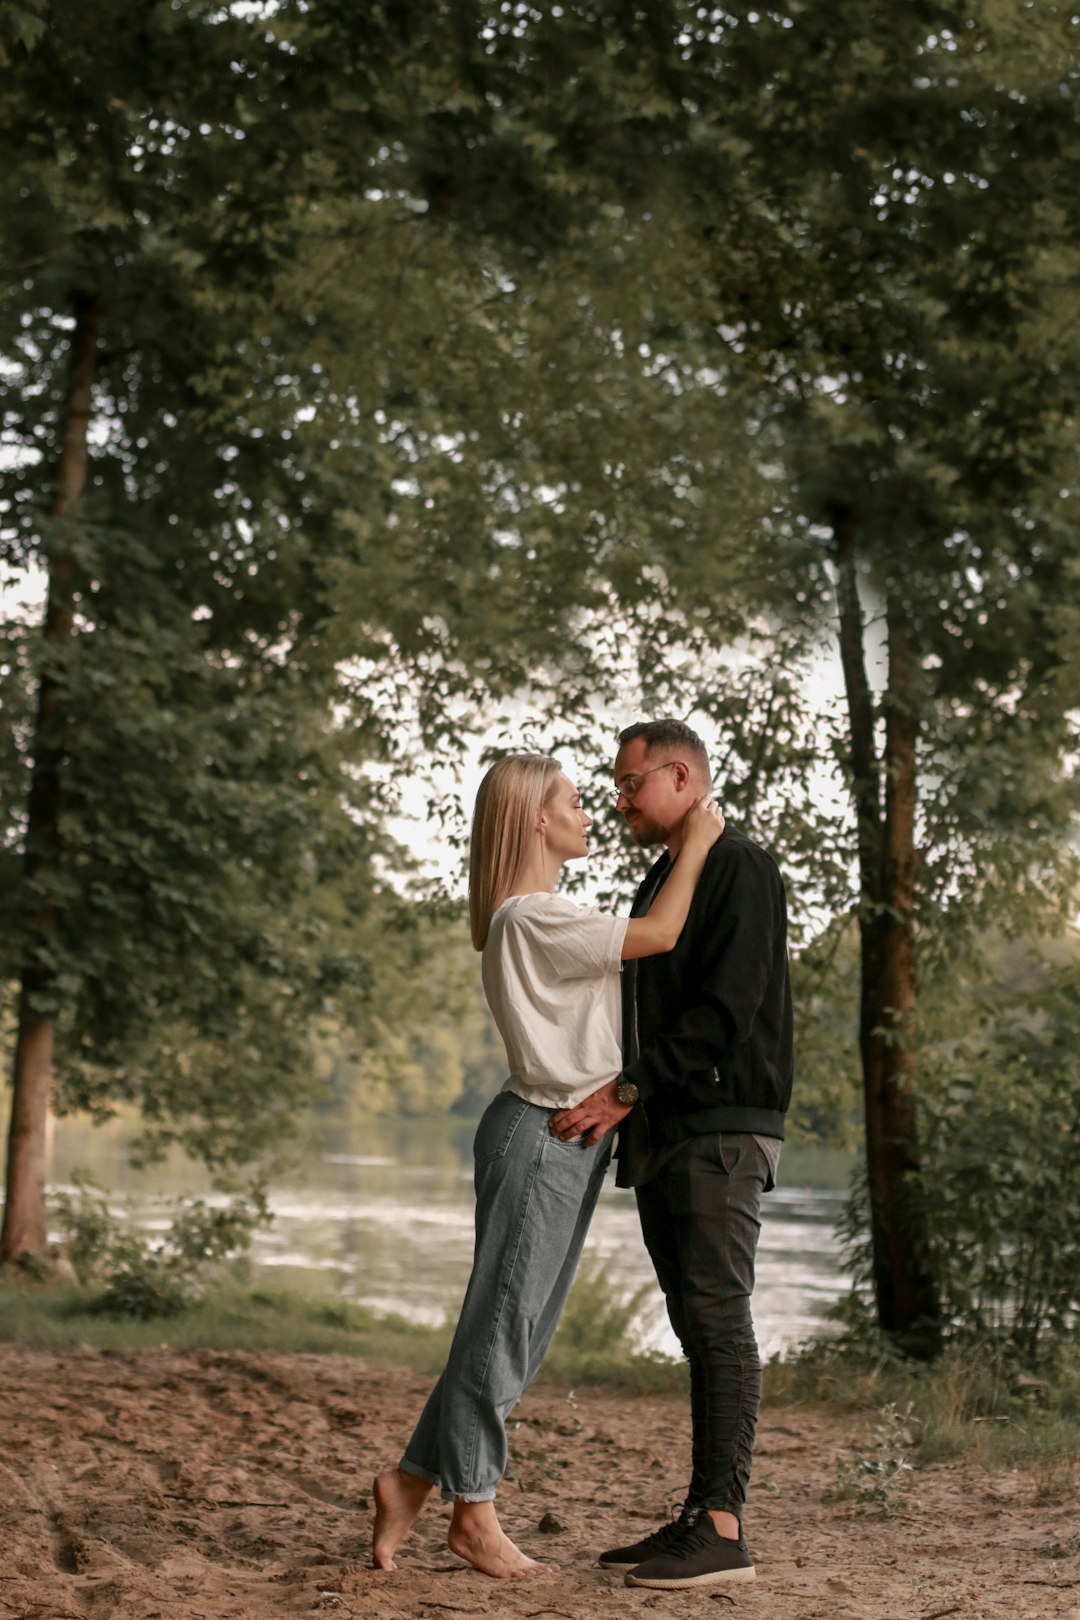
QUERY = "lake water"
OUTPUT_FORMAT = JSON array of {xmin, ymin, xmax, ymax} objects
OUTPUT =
[{"xmin": 49, "ymin": 1117, "xmax": 852, "ymax": 1361}]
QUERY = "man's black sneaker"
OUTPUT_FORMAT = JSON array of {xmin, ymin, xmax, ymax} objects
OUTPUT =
[
  {"xmin": 597, "ymin": 1511, "xmax": 698, "ymax": 1571},
  {"xmin": 624, "ymin": 1514, "xmax": 755, "ymax": 1588}
]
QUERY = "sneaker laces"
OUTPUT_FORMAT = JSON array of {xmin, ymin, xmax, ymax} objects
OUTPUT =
[
  {"xmin": 638, "ymin": 1507, "xmax": 699, "ymax": 1553},
  {"xmin": 664, "ymin": 1515, "xmax": 724, "ymax": 1561},
  {"xmin": 637, "ymin": 1517, "xmax": 686, "ymax": 1553}
]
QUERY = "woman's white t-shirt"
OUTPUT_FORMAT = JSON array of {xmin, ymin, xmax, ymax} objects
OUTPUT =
[{"xmin": 482, "ymin": 892, "xmax": 628, "ymax": 1108}]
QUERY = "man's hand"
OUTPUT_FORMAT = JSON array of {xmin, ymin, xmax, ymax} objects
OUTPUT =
[{"xmin": 549, "ymin": 1081, "xmax": 631, "ymax": 1146}]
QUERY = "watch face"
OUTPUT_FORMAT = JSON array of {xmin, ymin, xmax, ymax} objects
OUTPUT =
[{"xmin": 617, "ymin": 1082, "xmax": 639, "ymax": 1105}]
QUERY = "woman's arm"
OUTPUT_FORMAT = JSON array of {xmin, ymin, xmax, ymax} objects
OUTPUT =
[{"xmin": 620, "ymin": 797, "xmax": 723, "ymax": 960}]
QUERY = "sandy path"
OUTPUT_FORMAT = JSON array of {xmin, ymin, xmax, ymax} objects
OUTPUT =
[{"xmin": 0, "ymin": 1345, "xmax": 1077, "ymax": 1619}]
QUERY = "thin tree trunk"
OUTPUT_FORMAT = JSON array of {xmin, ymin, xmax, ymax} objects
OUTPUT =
[
  {"xmin": 869, "ymin": 600, "xmax": 940, "ymax": 1351},
  {"xmin": 1, "ymin": 290, "xmax": 98, "ymax": 1265},
  {"xmin": 834, "ymin": 523, "xmax": 940, "ymax": 1355},
  {"xmin": 833, "ymin": 512, "xmax": 882, "ymax": 889}
]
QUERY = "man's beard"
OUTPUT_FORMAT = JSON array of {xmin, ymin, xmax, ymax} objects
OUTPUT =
[{"xmin": 626, "ymin": 813, "xmax": 668, "ymax": 847}]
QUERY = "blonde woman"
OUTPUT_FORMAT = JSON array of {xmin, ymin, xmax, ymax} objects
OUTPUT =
[{"xmin": 372, "ymin": 754, "xmax": 723, "ymax": 1580}]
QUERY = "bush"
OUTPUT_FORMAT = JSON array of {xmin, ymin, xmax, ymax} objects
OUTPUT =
[
  {"xmin": 837, "ymin": 960, "xmax": 1080, "ymax": 1366},
  {"xmin": 51, "ymin": 1174, "xmax": 268, "ymax": 1319},
  {"xmin": 827, "ymin": 1401, "xmax": 919, "ymax": 1511}
]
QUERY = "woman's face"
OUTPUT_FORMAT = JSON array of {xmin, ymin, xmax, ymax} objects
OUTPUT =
[{"xmin": 539, "ymin": 772, "xmax": 592, "ymax": 862}]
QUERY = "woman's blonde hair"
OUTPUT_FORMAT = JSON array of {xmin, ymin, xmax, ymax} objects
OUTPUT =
[{"xmin": 468, "ymin": 753, "xmax": 561, "ymax": 949}]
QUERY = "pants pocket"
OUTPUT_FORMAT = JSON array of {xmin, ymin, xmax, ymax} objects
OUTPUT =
[
  {"xmin": 544, "ymin": 1121, "xmax": 597, "ymax": 1153},
  {"xmin": 474, "ymin": 1094, "xmax": 531, "ymax": 1165},
  {"xmin": 717, "ymin": 1132, "xmax": 768, "ymax": 1184}
]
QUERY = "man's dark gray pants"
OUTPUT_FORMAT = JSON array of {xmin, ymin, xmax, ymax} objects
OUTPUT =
[{"xmin": 635, "ymin": 1132, "xmax": 769, "ymax": 1520}]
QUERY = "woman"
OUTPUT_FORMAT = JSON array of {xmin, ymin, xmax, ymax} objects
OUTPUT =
[{"xmin": 372, "ymin": 754, "xmax": 723, "ymax": 1579}]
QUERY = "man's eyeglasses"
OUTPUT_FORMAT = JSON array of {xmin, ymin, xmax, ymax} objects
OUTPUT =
[{"xmin": 610, "ymin": 761, "xmax": 679, "ymax": 806}]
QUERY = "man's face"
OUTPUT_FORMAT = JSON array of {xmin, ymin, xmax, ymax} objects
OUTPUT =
[{"xmin": 613, "ymin": 739, "xmax": 686, "ymax": 847}]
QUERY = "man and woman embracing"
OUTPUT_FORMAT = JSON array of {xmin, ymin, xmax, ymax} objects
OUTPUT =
[{"xmin": 372, "ymin": 718, "xmax": 793, "ymax": 1590}]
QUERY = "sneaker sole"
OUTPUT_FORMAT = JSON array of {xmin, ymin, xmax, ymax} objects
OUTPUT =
[
  {"xmin": 597, "ymin": 1558, "xmax": 639, "ymax": 1571},
  {"xmin": 625, "ymin": 1566, "xmax": 757, "ymax": 1589}
]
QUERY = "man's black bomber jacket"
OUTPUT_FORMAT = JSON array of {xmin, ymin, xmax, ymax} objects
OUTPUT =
[{"xmin": 616, "ymin": 825, "xmax": 794, "ymax": 1185}]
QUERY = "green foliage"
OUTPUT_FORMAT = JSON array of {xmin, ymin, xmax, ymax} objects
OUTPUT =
[
  {"xmin": 0, "ymin": 0, "xmax": 444, "ymax": 1180},
  {"xmin": 50, "ymin": 1175, "xmax": 267, "ymax": 1319},
  {"xmin": 827, "ymin": 1401, "xmax": 919, "ymax": 1512},
  {"xmin": 18, "ymin": 609, "xmax": 400, "ymax": 1168},
  {"xmin": 834, "ymin": 951, "xmax": 1080, "ymax": 1364},
  {"xmin": 0, "ymin": 0, "xmax": 45, "ymax": 62},
  {"xmin": 918, "ymin": 957, "xmax": 1080, "ymax": 1361},
  {"xmin": 767, "ymin": 1328, "xmax": 1080, "ymax": 1474}
]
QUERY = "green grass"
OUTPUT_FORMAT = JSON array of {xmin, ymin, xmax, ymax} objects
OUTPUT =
[
  {"xmin": 763, "ymin": 1333, "xmax": 1080, "ymax": 1476},
  {"xmin": 0, "ymin": 1258, "xmax": 687, "ymax": 1392},
  {"xmin": 0, "ymin": 1277, "xmax": 456, "ymax": 1364}
]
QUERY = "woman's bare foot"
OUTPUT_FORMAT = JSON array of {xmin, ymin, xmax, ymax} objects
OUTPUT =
[
  {"xmin": 371, "ymin": 1468, "xmax": 433, "ymax": 1570},
  {"xmin": 447, "ymin": 1500, "xmax": 558, "ymax": 1579}
]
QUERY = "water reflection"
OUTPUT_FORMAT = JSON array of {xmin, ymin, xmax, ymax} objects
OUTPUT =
[{"xmin": 50, "ymin": 1117, "xmax": 851, "ymax": 1359}]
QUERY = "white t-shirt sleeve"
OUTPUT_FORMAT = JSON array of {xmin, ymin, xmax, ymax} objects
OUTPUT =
[{"xmin": 505, "ymin": 894, "xmax": 627, "ymax": 980}]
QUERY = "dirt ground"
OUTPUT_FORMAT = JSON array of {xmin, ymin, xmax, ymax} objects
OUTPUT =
[{"xmin": 1, "ymin": 1345, "xmax": 1078, "ymax": 1620}]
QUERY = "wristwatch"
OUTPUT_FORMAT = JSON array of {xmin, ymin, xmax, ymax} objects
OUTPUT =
[{"xmin": 615, "ymin": 1078, "xmax": 640, "ymax": 1107}]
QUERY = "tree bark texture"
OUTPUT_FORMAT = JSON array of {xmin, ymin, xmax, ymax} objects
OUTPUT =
[
  {"xmin": 834, "ymin": 525, "xmax": 941, "ymax": 1355},
  {"xmin": 1, "ymin": 291, "xmax": 99, "ymax": 1264}
]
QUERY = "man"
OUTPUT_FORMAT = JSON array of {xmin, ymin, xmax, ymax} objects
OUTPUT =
[{"xmin": 550, "ymin": 718, "xmax": 793, "ymax": 1591}]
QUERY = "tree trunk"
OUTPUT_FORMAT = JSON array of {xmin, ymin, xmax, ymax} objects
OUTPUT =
[
  {"xmin": 834, "ymin": 525, "xmax": 940, "ymax": 1355},
  {"xmin": 1, "ymin": 291, "xmax": 99, "ymax": 1265},
  {"xmin": 866, "ymin": 600, "xmax": 940, "ymax": 1352}
]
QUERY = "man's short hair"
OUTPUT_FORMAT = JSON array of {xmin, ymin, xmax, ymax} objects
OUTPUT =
[{"xmin": 618, "ymin": 718, "xmax": 711, "ymax": 778}]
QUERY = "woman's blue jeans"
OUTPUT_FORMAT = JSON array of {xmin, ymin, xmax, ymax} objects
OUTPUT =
[{"xmin": 400, "ymin": 1091, "xmax": 612, "ymax": 1502}]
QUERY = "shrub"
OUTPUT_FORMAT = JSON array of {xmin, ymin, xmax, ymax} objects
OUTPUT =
[
  {"xmin": 837, "ymin": 960, "xmax": 1080, "ymax": 1367},
  {"xmin": 827, "ymin": 1401, "xmax": 919, "ymax": 1511},
  {"xmin": 51, "ymin": 1174, "xmax": 268, "ymax": 1319}
]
